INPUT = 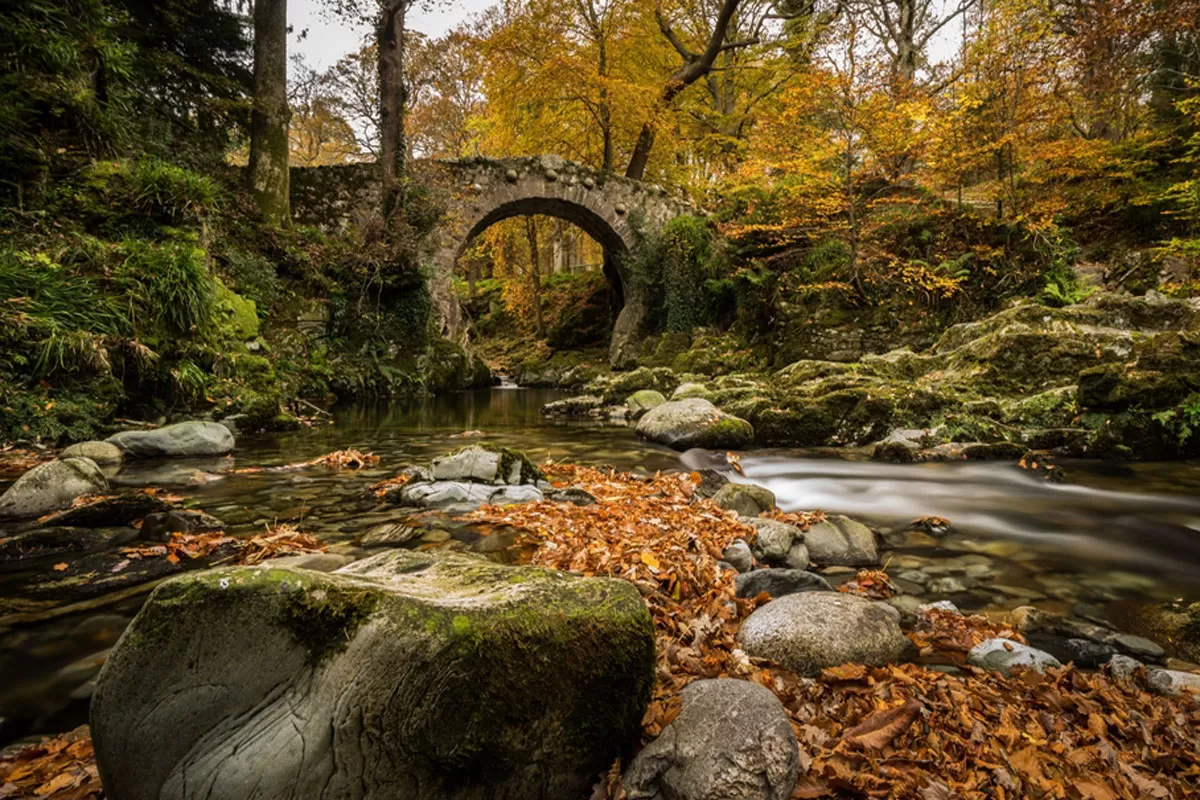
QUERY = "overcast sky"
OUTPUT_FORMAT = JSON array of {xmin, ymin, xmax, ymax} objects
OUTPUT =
[{"xmin": 290, "ymin": 0, "xmax": 494, "ymax": 71}]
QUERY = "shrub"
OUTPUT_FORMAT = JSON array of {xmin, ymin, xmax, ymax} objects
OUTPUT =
[
  {"xmin": 116, "ymin": 240, "xmax": 216, "ymax": 336},
  {"xmin": 123, "ymin": 158, "xmax": 219, "ymax": 223}
]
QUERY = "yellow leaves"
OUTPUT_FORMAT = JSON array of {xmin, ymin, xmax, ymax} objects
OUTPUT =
[{"xmin": 639, "ymin": 552, "xmax": 661, "ymax": 572}]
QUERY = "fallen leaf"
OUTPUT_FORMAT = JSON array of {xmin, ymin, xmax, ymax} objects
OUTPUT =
[
  {"xmin": 840, "ymin": 698, "xmax": 923, "ymax": 750},
  {"xmin": 53, "ymin": 563, "xmax": 68, "ymax": 572}
]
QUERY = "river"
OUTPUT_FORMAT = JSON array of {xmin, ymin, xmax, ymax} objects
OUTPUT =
[{"xmin": 2, "ymin": 387, "xmax": 1199, "ymax": 742}]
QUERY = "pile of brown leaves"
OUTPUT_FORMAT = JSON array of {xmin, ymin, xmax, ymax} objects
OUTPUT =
[
  {"xmin": 838, "ymin": 569, "xmax": 898, "ymax": 600},
  {"xmin": 0, "ymin": 726, "xmax": 101, "ymax": 799},
  {"xmin": 910, "ymin": 607, "xmax": 1027, "ymax": 666},
  {"xmin": 121, "ymin": 531, "xmax": 236, "ymax": 565},
  {"xmin": 477, "ymin": 464, "xmax": 1200, "ymax": 799},
  {"xmin": 369, "ymin": 472, "xmax": 413, "ymax": 497},
  {"xmin": 472, "ymin": 464, "xmax": 761, "ymax": 736},
  {"xmin": 235, "ymin": 524, "xmax": 327, "ymax": 565},
  {"xmin": 766, "ymin": 660, "xmax": 1200, "ymax": 798}
]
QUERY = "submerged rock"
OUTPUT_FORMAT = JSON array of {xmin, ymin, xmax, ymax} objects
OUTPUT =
[
  {"xmin": 107, "ymin": 421, "xmax": 235, "ymax": 458},
  {"xmin": 636, "ymin": 399, "xmax": 754, "ymax": 451},
  {"xmin": 0, "ymin": 458, "xmax": 108, "ymax": 520},
  {"xmin": 624, "ymin": 679, "xmax": 799, "ymax": 800},
  {"xmin": 737, "ymin": 592, "xmax": 910, "ymax": 676},
  {"xmin": 91, "ymin": 550, "xmax": 655, "ymax": 800}
]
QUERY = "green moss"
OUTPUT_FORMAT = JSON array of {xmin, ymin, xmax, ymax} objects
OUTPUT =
[
  {"xmin": 214, "ymin": 279, "xmax": 260, "ymax": 340},
  {"xmin": 277, "ymin": 583, "xmax": 380, "ymax": 666}
]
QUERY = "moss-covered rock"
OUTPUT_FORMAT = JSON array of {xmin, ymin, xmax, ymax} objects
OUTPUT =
[
  {"xmin": 91, "ymin": 551, "xmax": 655, "ymax": 800},
  {"xmin": 712, "ymin": 483, "xmax": 776, "ymax": 517},
  {"xmin": 587, "ymin": 366, "xmax": 680, "ymax": 403},
  {"xmin": 626, "ymin": 389, "xmax": 666, "ymax": 418},
  {"xmin": 636, "ymin": 398, "xmax": 754, "ymax": 451}
]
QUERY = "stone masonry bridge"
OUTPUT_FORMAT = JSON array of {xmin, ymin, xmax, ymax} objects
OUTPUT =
[{"xmin": 290, "ymin": 156, "xmax": 693, "ymax": 367}]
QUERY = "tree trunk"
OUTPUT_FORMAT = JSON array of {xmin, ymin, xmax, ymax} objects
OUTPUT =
[
  {"xmin": 378, "ymin": 0, "xmax": 409, "ymax": 222},
  {"xmin": 525, "ymin": 217, "xmax": 546, "ymax": 339},
  {"xmin": 248, "ymin": 0, "xmax": 290, "ymax": 226},
  {"xmin": 625, "ymin": 0, "xmax": 745, "ymax": 179},
  {"xmin": 598, "ymin": 38, "xmax": 613, "ymax": 172}
]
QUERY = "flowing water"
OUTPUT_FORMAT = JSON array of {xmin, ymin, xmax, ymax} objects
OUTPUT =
[{"xmin": 2, "ymin": 387, "xmax": 1200, "ymax": 742}]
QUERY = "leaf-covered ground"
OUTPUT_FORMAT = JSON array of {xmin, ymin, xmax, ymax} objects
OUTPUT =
[{"xmin": 3, "ymin": 463, "xmax": 1198, "ymax": 799}]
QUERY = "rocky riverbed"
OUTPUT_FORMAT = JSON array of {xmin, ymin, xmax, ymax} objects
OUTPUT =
[{"xmin": 1, "ymin": 424, "xmax": 1199, "ymax": 798}]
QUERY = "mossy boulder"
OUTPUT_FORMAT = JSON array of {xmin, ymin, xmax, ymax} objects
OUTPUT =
[
  {"xmin": 636, "ymin": 399, "xmax": 754, "ymax": 451},
  {"xmin": 588, "ymin": 367, "xmax": 679, "ymax": 404},
  {"xmin": 0, "ymin": 458, "xmax": 108, "ymax": 520},
  {"xmin": 625, "ymin": 390, "xmax": 666, "ymax": 419},
  {"xmin": 671, "ymin": 382, "xmax": 710, "ymax": 400},
  {"xmin": 91, "ymin": 551, "xmax": 655, "ymax": 800}
]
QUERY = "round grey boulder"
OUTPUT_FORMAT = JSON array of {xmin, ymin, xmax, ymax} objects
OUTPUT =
[
  {"xmin": 91, "ymin": 550, "xmax": 654, "ymax": 800},
  {"xmin": 713, "ymin": 483, "xmax": 776, "ymax": 517},
  {"xmin": 0, "ymin": 458, "xmax": 108, "ymax": 520},
  {"xmin": 636, "ymin": 399, "xmax": 754, "ymax": 451},
  {"xmin": 60, "ymin": 441, "xmax": 124, "ymax": 466},
  {"xmin": 803, "ymin": 515, "xmax": 879, "ymax": 566},
  {"xmin": 624, "ymin": 679, "xmax": 798, "ymax": 800},
  {"xmin": 737, "ymin": 592, "xmax": 911, "ymax": 677},
  {"xmin": 107, "ymin": 421, "xmax": 235, "ymax": 458}
]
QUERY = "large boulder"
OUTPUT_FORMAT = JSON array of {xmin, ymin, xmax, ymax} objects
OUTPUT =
[
  {"xmin": 0, "ymin": 458, "xmax": 108, "ymax": 520},
  {"xmin": 737, "ymin": 592, "xmax": 910, "ymax": 677},
  {"xmin": 636, "ymin": 399, "xmax": 754, "ymax": 451},
  {"xmin": 396, "ymin": 480, "xmax": 544, "ymax": 511},
  {"xmin": 107, "ymin": 421, "xmax": 235, "ymax": 458},
  {"xmin": 803, "ymin": 515, "xmax": 878, "ymax": 566},
  {"xmin": 91, "ymin": 551, "xmax": 655, "ymax": 800},
  {"xmin": 624, "ymin": 679, "xmax": 799, "ymax": 800}
]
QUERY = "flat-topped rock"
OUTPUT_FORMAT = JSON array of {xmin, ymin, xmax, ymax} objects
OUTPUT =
[{"xmin": 92, "ymin": 551, "xmax": 655, "ymax": 800}]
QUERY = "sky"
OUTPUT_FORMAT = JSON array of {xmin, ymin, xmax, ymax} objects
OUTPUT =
[{"xmin": 290, "ymin": 0, "xmax": 494, "ymax": 71}]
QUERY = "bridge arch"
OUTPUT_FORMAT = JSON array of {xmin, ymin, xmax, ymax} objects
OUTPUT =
[{"xmin": 290, "ymin": 155, "xmax": 692, "ymax": 367}]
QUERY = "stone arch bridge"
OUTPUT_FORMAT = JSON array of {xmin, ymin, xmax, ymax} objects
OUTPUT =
[{"xmin": 290, "ymin": 156, "xmax": 693, "ymax": 367}]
